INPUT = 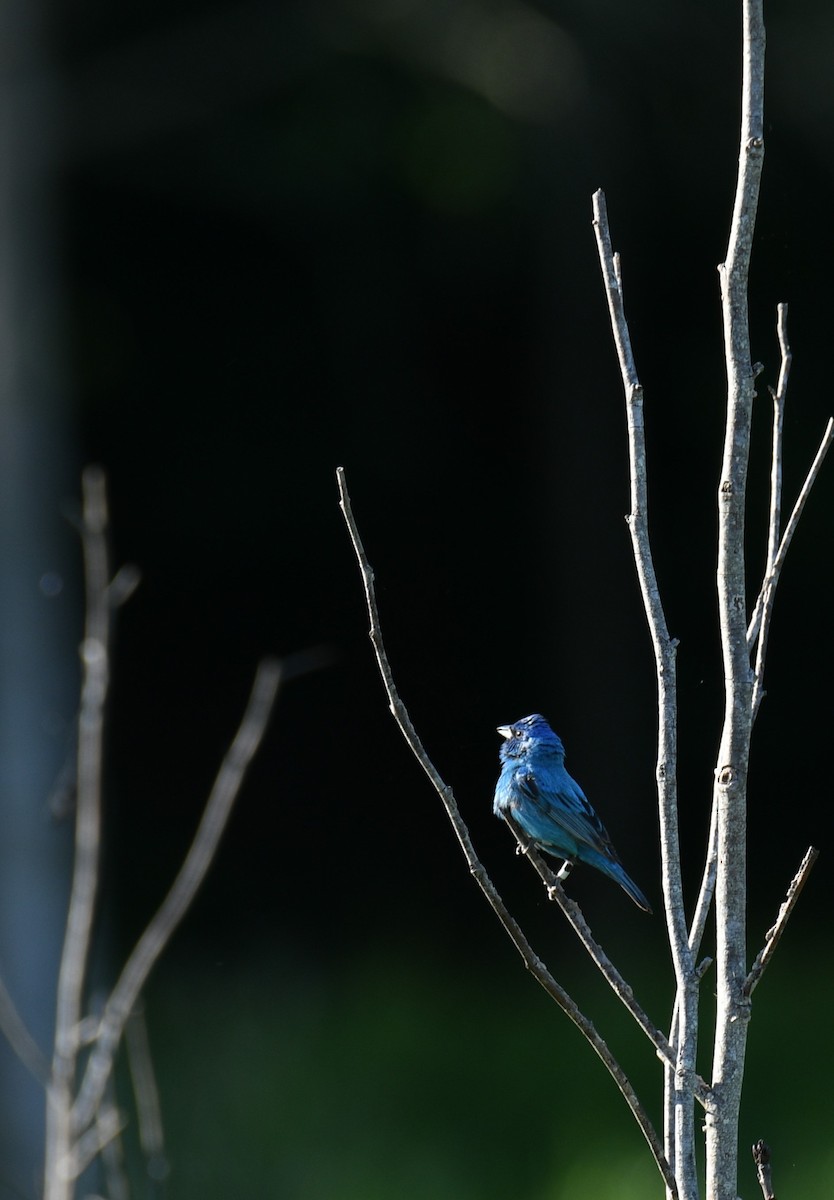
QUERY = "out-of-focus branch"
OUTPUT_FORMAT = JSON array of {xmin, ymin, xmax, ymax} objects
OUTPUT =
[
  {"xmin": 41, "ymin": 467, "xmax": 282, "ymax": 1200},
  {"xmin": 125, "ymin": 1002, "xmax": 168, "ymax": 1185},
  {"xmin": 72, "ymin": 655, "xmax": 282, "ymax": 1134}
]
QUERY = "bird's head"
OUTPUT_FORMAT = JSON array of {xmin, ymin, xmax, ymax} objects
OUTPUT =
[{"xmin": 496, "ymin": 713, "xmax": 565, "ymax": 760}]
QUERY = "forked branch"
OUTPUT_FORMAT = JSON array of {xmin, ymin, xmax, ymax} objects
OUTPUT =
[
  {"xmin": 40, "ymin": 468, "xmax": 282, "ymax": 1200},
  {"xmin": 72, "ymin": 655, "xmax": 282, "ymax": 1134}
]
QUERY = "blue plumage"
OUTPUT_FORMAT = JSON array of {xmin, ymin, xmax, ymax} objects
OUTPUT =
[{"xmin": 493, "ymin": 714, "xmax": 651, "ymax": 912}]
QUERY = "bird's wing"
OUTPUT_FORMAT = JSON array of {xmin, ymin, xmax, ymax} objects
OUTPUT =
[{"xmin": 517, "ymin": 769, "xmax": 617, "ymax": 859}]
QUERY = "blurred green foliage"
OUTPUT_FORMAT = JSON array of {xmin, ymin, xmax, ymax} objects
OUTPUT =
[{"xmin": 128, "ymin": 934, "xmax": 829, "ymax": 1200}]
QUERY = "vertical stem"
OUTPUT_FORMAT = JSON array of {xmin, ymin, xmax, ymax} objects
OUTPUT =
[
  {"xmin": 591, "ymin": 197, "xmax": 697, "ymax": 1200},
  {"xmin": 707, "ymin": 3, "xmax": 765, "ymax": 1198},
  {"xmin": 44, "ymin": 468, "xmax": 111, "ymax": 1200}
]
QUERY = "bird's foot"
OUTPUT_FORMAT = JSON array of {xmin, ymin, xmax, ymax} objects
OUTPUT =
[{"xmin": 556, "ymin": 860, "xmax": 573, "ymax": 882}]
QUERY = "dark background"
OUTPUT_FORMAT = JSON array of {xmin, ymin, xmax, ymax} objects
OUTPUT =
[{"xmin": 2, "ymin": 1, "xmax": 833, "ymax": 1197}]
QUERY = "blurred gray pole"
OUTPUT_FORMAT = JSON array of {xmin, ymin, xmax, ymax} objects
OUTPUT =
[{"xmin": 0, "ymin": 0, "xmax": 76, "ymax": 1194}]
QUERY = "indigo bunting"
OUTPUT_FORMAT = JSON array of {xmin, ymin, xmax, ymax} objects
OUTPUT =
[{"xmin": 493, "ymin": 714, "xmax": 651, "ymax": 912}]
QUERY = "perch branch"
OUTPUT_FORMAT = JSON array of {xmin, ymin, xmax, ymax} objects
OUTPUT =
[
  {"xmin": 71, "ymin": 656, "xmax": 282, "ymax": 1135},
  {"xmin": 337, "ymin": 466, "xmax": 677, "ymax": 1197},
  {"xmin": 502, "ymin": 814, "xmax": 710, "ymax": 1106},
  {"xmin": 743, "ymin": 845, "xmax": 818, "ymax": 997},
  {"xmin": 592, "ymin": 189, "xmax": 698, "ymax": 1200}
]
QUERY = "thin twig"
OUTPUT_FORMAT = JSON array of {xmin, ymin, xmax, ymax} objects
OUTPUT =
[
  {"xmin": 336, "ymin": 466, "xmax": 677, "ymax": 1198},
  {"xmin": 591, "ymin": 192, "xmax": 690, "ymax": 974},
  {"xmin": 767, "ymin": 305, "xmax": 790, "ymax": 562},
  {"xmin": 71, "ymin": 657, "xmax": 282, "ymax": 1134},
  {"xmin": 125, "ymin": 1001, "xmax": 169, "ymax": 1184},
  {"xmin": 743, "ymin": 846, "xmax": 818, "ymax": 997},
  {"xmin": 747, "ymin": 304, "xmax": 790, "ymax": 655},
  {"xmin": 592, "ymin": 190, "xmax": 697, "ymax": 1200},
  {"xmin": 687, "ymin": 797, "xmax": 719, "ymax": 961},
  {"xmin": 752, "ymin": 1139, "xmax": 776, "ymax": 1200},
  {"xmin": 748, "ymin": 416, "xmax": 834, "ymax": 716}
]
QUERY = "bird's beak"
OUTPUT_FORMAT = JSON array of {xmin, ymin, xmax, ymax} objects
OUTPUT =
[{"xmin": 496, "ymin": 724, "xmax": 513, "ymax": 739}]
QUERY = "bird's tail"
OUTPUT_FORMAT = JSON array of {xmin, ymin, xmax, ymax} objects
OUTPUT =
[
  {"xmin": 589, "ymin": 851, "xmax": 652, "ymax": 913},
  {"xmin": 614, "ymin": 868, "xmax": 652, "ymax": 914}
]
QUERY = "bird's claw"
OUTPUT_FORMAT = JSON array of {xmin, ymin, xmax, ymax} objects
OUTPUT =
[{"xmin": 557, "ymin": 860, "xmax": 573, "ymax": 881}]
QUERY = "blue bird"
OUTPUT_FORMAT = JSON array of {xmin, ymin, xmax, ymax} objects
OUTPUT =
[{"xmin": 493, "ymin": 714, "xmax": 651, "ymax": 912}]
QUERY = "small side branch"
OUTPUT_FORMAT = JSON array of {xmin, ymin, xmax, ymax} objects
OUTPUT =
[
  {"xmin": 743, "ymin": 846, "xmax": 818, "ymax": 997},
  {"xmin": 336, "ymin": 467, "xmax": 676, "ymax": 1198},
  {"xmin": 71, "ymin": 656, "xmax": 282, "ymax": 1134},
  {"xmin": 747, "ymin": 305, "xmax": 834, "ymax": 715},
  {"xmin": 752, "ymin": 1139, "xmax": 776, "ymax": 1200},
  {"xmin": 747, "ymin": 416, "xmax": 834, "ymax": 712}
]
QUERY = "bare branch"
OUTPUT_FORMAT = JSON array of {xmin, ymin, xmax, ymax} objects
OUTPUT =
[
  {"xmin": 752, "ymin": 1139, "xmax": 776, "ymax": 1200},
  {"xmin": 45, "ymin": 466, "xmax": 113, "ymax": 1200},
  {"xmin": 748, "ymin": 416, "xmax": 834, "ymax": 715},
  {"xmin": 71, "ymin": 656, "xmax": 282, "ymax": 1135},
  {"xmin": 592, "ymin": 189, "xmax": 698, "ymax": 1199},
  {"xmin": 591, "ymin": 191, "xmax": 690, "ymax": 974},
  {"xmin": 336, "ymin": 466, "xmax": 677, "ymax": 1197},
  {"xmin": 743, "ymin": 846, "xmax": 818, "ymax": 997}
]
